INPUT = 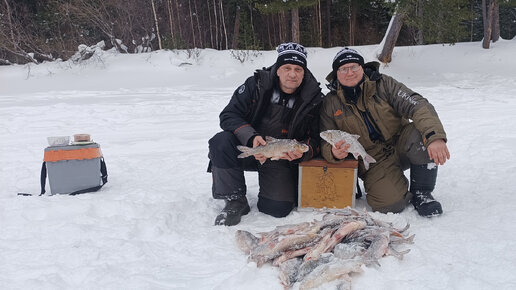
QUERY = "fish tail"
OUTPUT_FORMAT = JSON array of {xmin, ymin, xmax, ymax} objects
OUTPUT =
[
  {"xmin": 362, "ymin": 154, "xmax": 377, "ymax": 171},
  {"xmin": 237, "ymin": 145, "xmax": 253, "ymax": 158}
]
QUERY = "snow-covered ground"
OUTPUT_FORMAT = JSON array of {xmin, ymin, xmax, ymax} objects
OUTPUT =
[{"xmin": 1, "ymin": 39, "xmax": 516, "ymax": 289}]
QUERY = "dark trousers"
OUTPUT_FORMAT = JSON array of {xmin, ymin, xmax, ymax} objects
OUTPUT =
[{"xmin": 208, "ymin": 131, "xmax": 297, "ymax": 217}]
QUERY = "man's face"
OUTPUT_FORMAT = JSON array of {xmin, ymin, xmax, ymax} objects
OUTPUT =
[
  {"xmin": 336, "ymin": 63, "xmax": 364, "ymax": 87},
  {"xmin": 277, "ymin": 64, "xmax": 304, "ymax": 94}
]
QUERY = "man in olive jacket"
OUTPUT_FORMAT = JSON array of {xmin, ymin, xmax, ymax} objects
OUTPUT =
[
  {"xmin": 208, "ymin": 42, "xmax": 324, "ymax": 226},
  {"xmin": 320, "ymin": 48, "xmax": 450, "ymax": 217}
]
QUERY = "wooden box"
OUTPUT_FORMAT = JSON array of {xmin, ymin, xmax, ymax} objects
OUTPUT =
[{"xmin": 298, "ymin": 159, "xmax": 358, "ymax": 210}]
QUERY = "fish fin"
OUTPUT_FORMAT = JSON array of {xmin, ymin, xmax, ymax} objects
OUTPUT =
[
  {"xmin": 265, "ymin": 136, "xmax": 277, "ymax": 142},
  {"xmin": 388, "ymin": 247, "xmax": 410, "ymax": 260},
  {"xmin": 237, "ymin": 145, "xmax": 253, "ymax": 158},
  {"xmin": 351, "ymin": 134, "xmax": 360, "ymax": 140}
]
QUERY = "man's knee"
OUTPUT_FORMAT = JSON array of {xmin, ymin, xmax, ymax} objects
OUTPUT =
[
  {"xmin": 209, "ymin": 131, "xmax": 237, "ymax": 154},
  {"xmin": 209, "ymin": 131, "xmax": 240, "ymax": 168},
  {"xmin": 364, "ymin": 163, "xmax": 409, "ymax": 213},
  {"xmin": 257, "ymin": 196, "xmax": 294, "ymax": 218},
  {"xmin": 398, "ymin": 123, "xmax": 432, "ymax": 165}
]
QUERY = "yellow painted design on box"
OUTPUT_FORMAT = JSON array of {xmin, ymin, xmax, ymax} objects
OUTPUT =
[{"xmin": 300, "ymin": 166, "xmax": 355, "ymax": 209}]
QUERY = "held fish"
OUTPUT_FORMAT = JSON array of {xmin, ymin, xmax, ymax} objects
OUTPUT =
[
  {"xmin": 237, "ymin": 136, "xmax": 308, "ymax": 165},
  {"xmin": 320, "ymin": 130, "xmax": 376, "ymax": 170}
]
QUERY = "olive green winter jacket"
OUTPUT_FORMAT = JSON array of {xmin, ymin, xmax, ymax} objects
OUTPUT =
[{"xmin": 320, "ymin": 62, "xmax": 447, "ymax": 166}]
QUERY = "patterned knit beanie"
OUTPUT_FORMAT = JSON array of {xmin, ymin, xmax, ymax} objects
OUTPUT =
[{"xmin": 276, "ymin": 42, "xmax": 307, "ymax": 70}]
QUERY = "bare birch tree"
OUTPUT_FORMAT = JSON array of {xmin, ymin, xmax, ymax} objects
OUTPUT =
[
  {"xmin": 219, "ymin": 0, "xmax": 228, "ymax": 50},
  {"xmin": 151, "ymin": 0, "xmax": 162, "ymax": 49}
]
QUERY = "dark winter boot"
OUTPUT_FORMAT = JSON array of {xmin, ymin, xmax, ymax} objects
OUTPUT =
[
  {"xmin": 410, "ymin": 164, "xmax": 443, "ymax": 217},
  {"xmin": 214, "ymin": 196, "xmax": 250, "ymax": 226}
]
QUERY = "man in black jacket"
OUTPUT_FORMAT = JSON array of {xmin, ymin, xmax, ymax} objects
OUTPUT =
[{"xmin": 208, "ymin": 42, "xmax": 324, "ymax": 226}]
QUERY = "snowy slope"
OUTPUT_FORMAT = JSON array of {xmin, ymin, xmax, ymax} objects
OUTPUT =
[{"xmin": 1, "ymin": 39, "xmax": 516, "ymax": 289}]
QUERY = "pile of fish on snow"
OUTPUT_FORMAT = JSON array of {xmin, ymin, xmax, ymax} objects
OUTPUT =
[{"xmin": 235, "ymin": 208, "xmax": 414, "ymax": 289}]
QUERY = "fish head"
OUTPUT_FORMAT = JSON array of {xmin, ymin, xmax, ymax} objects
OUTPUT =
[
  {"xmin": 294, "ymin": 143, "xmax": 310, "ymax": 153},
  {"xmin": 320, "ymin": 130, "xmax": 339, "ymax": 145}
]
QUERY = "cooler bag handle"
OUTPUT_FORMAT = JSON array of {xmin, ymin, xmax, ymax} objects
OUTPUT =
[
  {"xmin": 39, "ymin": 157, "xmax": 108, "ymax": 196},
  {"xmin": 100, "ymin": 157, "xmax": 108, "ymax": 184}
]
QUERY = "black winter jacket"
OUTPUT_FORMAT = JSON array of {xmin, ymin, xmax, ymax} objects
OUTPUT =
[{"xmin": 219, "ymin": 64, "xmax": 324, "ymax": 162}]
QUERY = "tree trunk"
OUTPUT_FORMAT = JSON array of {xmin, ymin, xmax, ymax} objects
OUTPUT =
[
  {"xmin": 213, "ymin": 0, "xmax": 219, "ymax": 49},
  {"xmin": 326, "ymin": 0, "xmax": 331, "ymax": 47},
  {"xmin": 482, "ymin": 0, "xmax": 487, "ymax": 40},
  {"xmin": 271, "ymin": 14, "xmax": 278, "ymax": 48},
  {"xmin": 193, "ymin": 0, "xmax": 203, "ymax": 47},
  {"xmin": 188, "ymin": 0, "xmax": 196, "ymax": 47},
  {"xmin": 207, "ymin": 0, "xmax": 214, "ymax": 48},
  {"xmin": 219, "ymin": 0, "xmax": 228, "ymax": 50},
  {"xmin": 416, "ymin": 0, "xmax": 424, "ymax": 45},
  {"xmin": 277, "ymin": 13, "xmax": 283, "ymax": 43},
  {"xmin": 249, "ymin": 4, "xmax": 255, "ymax": 48},
  {"xmin": 233, "ymin": 6, "xmax": 241, "ymax": 49},
  {"xmin": 167, "ymin": 0, "xmax": 175, "ymax": 46},
  {"xmin": 470, "ymin": 0, "xmax": 474, "ymax": 42},
  {"xmin": 377, "ymin": 13, "xmax": 406, "ymax": 63},
  {"xmin": 281, "ymin": 11, "xmax": 287, "ymax": 41},
  {"xmin": 492, "ymin": 0, "xmax": 500, "ymax": 42},
  {"xmin": 348, "ymin": 1, "xmax": 358, "ymax": 46},
  {"xmin": 291, "ymin": 7, "xmax": 300, "ymax": 43},
  {"xmin": 151, "ymin": 0, "xmax": 162, "ymax": 50},
  {"xmin": 317, "ymin": 0, "xmax": 322, "ymax": 47},
  {"xmin": 174, "ymin": 0, "xmax": 183, "ymax": 46},
  {"xmin": 266, "ymin": 14, "xmax": 272, "ymax": 49},
  {"xmin": 482, "ymin": 0, "xmax": 495, "ymax": 48}
]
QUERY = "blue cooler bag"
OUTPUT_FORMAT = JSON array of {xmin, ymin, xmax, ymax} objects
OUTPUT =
[{"xmin": 40, "ymin": 143, "xmax": 108, "ymax": 195}]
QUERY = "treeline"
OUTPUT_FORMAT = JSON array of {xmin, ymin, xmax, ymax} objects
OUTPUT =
[{"xmin": 0, "ymin": 0, "xmax": 515, "ymax": 65}]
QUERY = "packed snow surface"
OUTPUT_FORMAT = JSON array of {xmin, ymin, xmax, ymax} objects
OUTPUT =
[{"xmin": 1, "ymin": 40, "xmax": 516, "ymax": 289}]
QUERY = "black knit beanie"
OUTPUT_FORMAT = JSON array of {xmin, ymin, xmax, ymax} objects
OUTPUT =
[{"xmin": 332, "ymin": 47, "xmax": 364, "ymax": 72}]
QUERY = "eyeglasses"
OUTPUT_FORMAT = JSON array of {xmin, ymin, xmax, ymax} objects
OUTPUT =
[{"xmin": 337, "ymin": 64, "xmax": 361, "ymax": 74}]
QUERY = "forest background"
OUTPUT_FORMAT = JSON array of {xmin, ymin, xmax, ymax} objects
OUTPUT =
[{"xmin": 1, "ymin": 0, "xmax": 515, "ymax": 65}]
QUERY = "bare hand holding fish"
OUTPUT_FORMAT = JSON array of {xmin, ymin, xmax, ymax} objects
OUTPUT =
[
  {"xmin": 320, "ymin": 130, "xmax": 376, "ymax": 170},
  {"xmin": 252, "ymin": 136, "xmax": 268, "ymax": 164},
  {"xmin": 331, "ymin": 140, "xmax": 351, "ymax": 160}
]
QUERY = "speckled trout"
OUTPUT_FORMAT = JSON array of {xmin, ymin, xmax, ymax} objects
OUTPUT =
[
  {"xmin": 237, "ymin": 136, "xmax": 308, "ymax": 165},
  {"xmin": 320, "ymin": 130, "xmax": 376, "ymax": 170}
]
